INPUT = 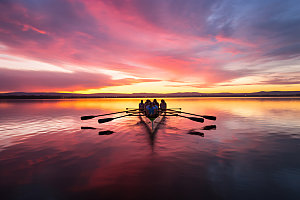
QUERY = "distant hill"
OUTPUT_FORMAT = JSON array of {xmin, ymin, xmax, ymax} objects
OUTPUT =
[{"xmin": 0, "ymin": 91, "xmax": 300, "ymax": 99}]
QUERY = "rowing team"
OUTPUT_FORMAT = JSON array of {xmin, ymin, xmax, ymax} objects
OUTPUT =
[{"xmin": 139, "ymin": 99, "xmax": 167, "ymax": 118}]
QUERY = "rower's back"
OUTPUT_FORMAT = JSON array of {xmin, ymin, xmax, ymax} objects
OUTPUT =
[
  {"xmin": 153, "ymin": 99, "xmax": 159, "ymax": 107},
  {"xmin": 160, "ymin": 99, "xmax": 167, "ymax": 111},
  {"xmin": 139, "ymin": 100, "xmax": 144, "ymax": 111}
]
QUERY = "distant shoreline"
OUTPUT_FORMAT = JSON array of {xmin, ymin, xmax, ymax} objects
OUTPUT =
[{"xmin": 1, "ymin": 92, "xmax": 300, "ymax": 99}]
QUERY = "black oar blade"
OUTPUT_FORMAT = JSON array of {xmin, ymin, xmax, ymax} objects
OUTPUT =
[
  {"xmin": 99, "ymin": 130, "xmax": 114, "ymax": 135},
  {"xmin": 81, "ymin": 126, "xmax": 97, "ymax": 129},
  {"xmin": 201, "ymin": 115, "xmax": 216, "ymax": 120},
  {"xmin": 98, "ymin": 118, "xmax": 114, "ymax": 123},
  {"xmin": 202, "ymin": 125, "xmax": 216, "ymax": 130},
  {"xmin": 188, "ymin": 117, "xmax": 204, "ymax": 123},
  {"xmin": 81, "ymin": 115, "xmax": 96, "ymax": 120},
  {"xmin": 187, "ymin": 130, "xmax": 204, "ymax": 137}
]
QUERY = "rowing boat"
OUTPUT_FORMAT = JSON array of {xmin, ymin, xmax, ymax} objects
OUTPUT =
[
  {"xmin": 82, "ymin": 107, "xmax": 215, "ymax": 139},
  {"xmin": 138, "ymin": 111, "xmax": 166, "ymax": 133}
]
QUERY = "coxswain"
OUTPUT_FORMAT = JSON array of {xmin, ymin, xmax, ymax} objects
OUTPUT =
[{"xmin": 146, "ymin": 102, "xmax": 158, "ymax": 117}]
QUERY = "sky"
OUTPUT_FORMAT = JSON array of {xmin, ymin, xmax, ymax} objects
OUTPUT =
[{"xmin": 0, "ymin": 0, "xmax": 300, "ymax": 94}]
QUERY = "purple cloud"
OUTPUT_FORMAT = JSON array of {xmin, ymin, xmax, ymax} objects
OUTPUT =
[{"xmin": 0, "ymin": 68, "xmax": 160, "ymax": 92}]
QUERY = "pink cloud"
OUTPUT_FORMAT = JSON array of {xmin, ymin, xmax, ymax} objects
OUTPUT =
[{"xmin": 0, "ymin": 68, "xmax": 160, "ymax": 92}]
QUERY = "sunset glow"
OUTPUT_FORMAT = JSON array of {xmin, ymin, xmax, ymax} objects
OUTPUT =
[{"xmin": 0, "ymin": 0, "xmax": 299, "ymax": 94}]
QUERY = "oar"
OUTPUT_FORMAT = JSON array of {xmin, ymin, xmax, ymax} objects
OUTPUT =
[
  {"xmin": 99, "ymin": 130, "xmax": 114, "ymax": 135},
  {"xmin": 127, "ymin": 111, "xmax": 143, "ymax": 114},
  {"xmin": 168, "ymin": 109, "xmax": 216, "ymax": 120},
  {"xmin": 98, "ymin": 114, "xmax": 134, "ymax": 123},
  {"xmin": 126, "ymin": 108, "xmax": 181, "ymax": 110},
  {"xmin": 179, "ymin": 115, "xmax": 204, "ymax": 123},
  {"xmin": 81, "ymin": 126, "xmax": 97, "ymax": 130},
  {"xmin": 187, "ymin": 130, "xmax": 204, "ymax": 137},
  {"xmin": 201, "ymin": 125, "xmax": 216, "ymax": 130},
  {"xmin": 169, "ymin": 113, "xmax": 204, "ymax": 122},
  {"xmin": 81, "ymin": 109, "xmax": 138, "ymax": 120}
]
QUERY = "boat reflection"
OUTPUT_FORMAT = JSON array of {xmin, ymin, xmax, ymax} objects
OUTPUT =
[{"xmin": 138, "ymin": 114, "xmax": 167, "ymax": 151}]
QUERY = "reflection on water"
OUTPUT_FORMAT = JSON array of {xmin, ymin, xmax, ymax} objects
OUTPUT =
[{"xmin": 0, "ymin": 98, "xmax": 300, "ymax": 200}]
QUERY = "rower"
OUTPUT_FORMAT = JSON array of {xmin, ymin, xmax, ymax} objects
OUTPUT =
[
  {"xmin": 160, "ymin": 99, "xmax": 167, "ymax": 111},
  {"xmin": 153, "ymin": 101, "xmax": 159, "ymax": 116},
  {"xmin": 139, "ymin": 100, "xmax": 144, "ymax": 112},
  {"xmin": 145, "ymin": 100, "xmax": 151, "ymax": 116},
  {"xmin": 153, "ymin": 99, "xmax": 159, "ymax": 107},
  {"xmin": 144, "ymin": 99, "xmax": 151, "ymax": 112}
]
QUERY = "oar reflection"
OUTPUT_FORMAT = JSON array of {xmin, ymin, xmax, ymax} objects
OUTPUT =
[
  {"xmin": 186, "ymin": 125, "xmax": 217, "ymax": 137},
  {"xmin": 81, "ymin": 126, "xmax": 115, "ymax": 136},
  {"xmin": 138, "ymin": 113, "xmax": 167, "ymax": 151}
]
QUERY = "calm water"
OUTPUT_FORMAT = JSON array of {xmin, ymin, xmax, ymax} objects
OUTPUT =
[{"xmin": 0, "ymin": 98, "xmax": 300, "ymax": 200}]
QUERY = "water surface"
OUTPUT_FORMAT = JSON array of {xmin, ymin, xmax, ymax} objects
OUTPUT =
[{"xmin": 0, "ymin": 98, "xmax": 300, "ymax": 200}]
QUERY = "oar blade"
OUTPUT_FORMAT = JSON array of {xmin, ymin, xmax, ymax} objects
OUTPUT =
[
  {"xmin": 98, "ymin": 118, "xmax": 114, "ymax": 123},
  {"xmin": 188, "ymin": 117, "xmax": 204, "ymax": 123},
  {"xmin": 99, "ymin": 130, "xmax": 114, "ymax": 135},
  {"xmin": 202, "ymin": 125, "xmax": 216, "ymax": 130},
  {"xmin": 81, "ymin": 115, "xmax": 96, "ymax": 120},
  {"xmin": 201, "ymin": 115, "xmax": 216, "ymax": 120},
  {"xmin": 81, "ymin": 126, "xmax": 97, "ymax": 129},
  {"xmin": 187, "ymin": 130, "xmax": 204, "ymax": 137}
]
